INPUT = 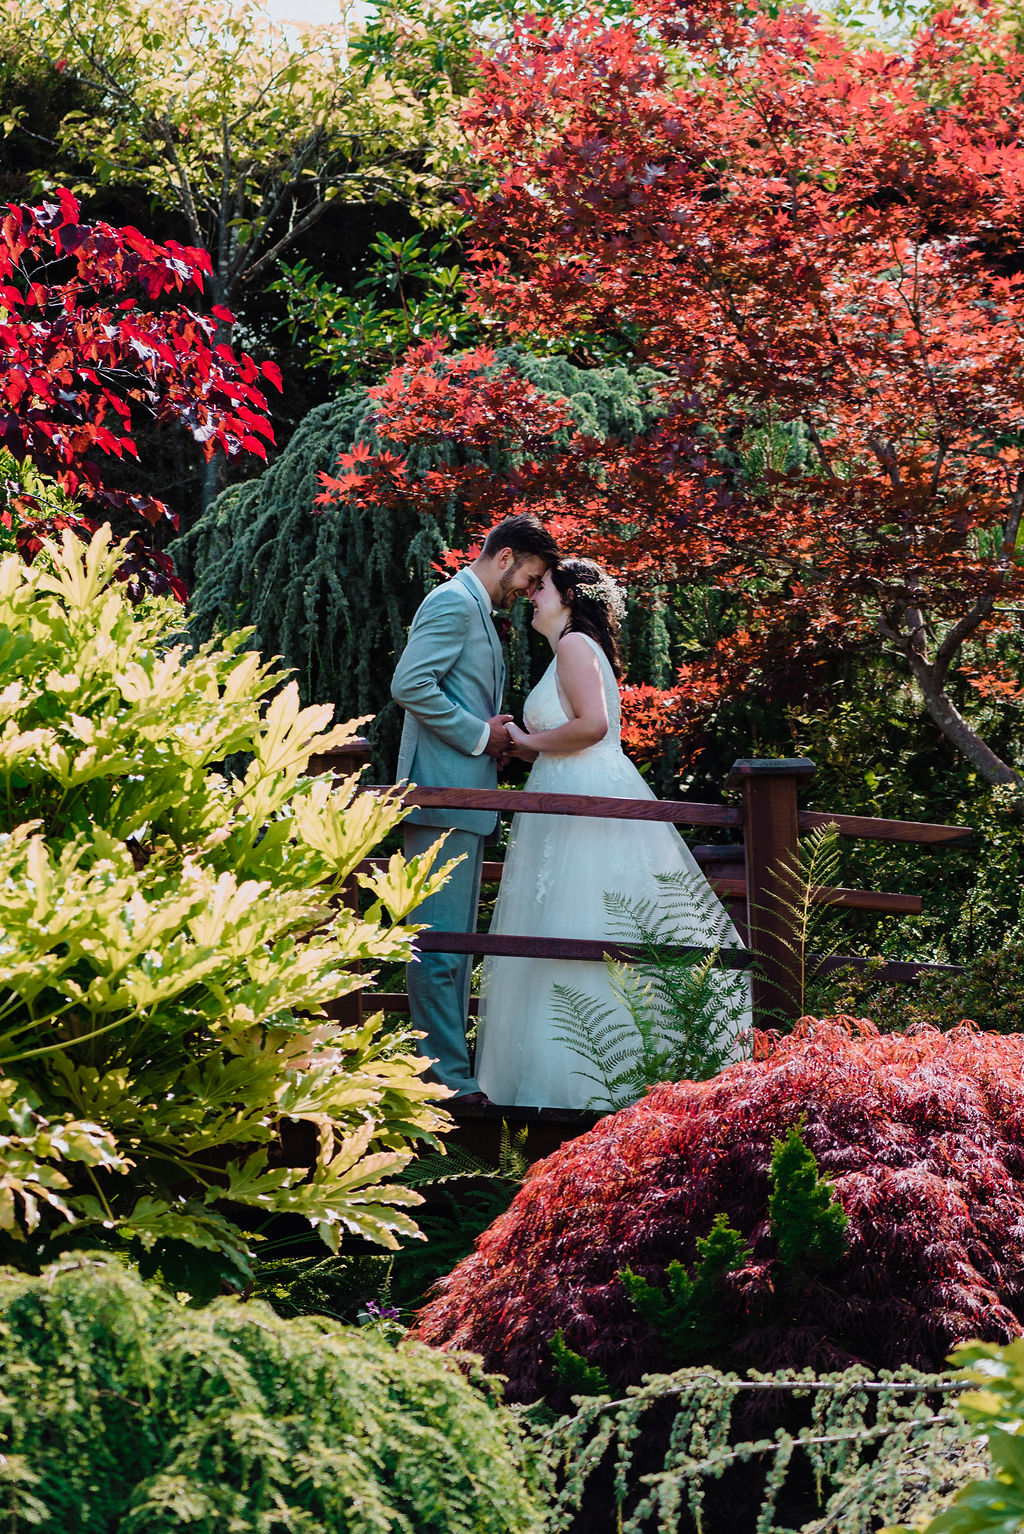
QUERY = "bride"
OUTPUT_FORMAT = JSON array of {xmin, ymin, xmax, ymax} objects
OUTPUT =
[{"xmin": 474, "ymin": 557, "xmax": 750, "ymax": 1111}]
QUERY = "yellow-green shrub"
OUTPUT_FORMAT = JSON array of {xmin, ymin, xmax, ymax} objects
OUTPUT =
[{"xmin": 0, "ymin": 527, "xmax": 455, "ymax": 1293}]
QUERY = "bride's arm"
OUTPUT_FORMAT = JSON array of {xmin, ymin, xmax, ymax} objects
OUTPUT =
[{"xmin": 506, "ymin": 634, "xmax": 609, "ymax": 754}]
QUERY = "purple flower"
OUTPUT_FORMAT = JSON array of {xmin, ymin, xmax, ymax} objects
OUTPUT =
[{"xmin": 365, "ymin": 1299, "xmax": 400, "ymax": 1320}]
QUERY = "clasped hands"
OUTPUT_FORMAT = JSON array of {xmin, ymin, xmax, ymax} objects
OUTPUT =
[{"xmin": 484, "ymin": 714, "xmax": 537, "ymax": 768}]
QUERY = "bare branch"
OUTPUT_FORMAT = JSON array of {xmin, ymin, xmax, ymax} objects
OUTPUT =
[
  {"xmin": 932, "ymin": 595, "xmax": 995, "ymax": 687},
  {"xmin": 999, "ymin": 471, "xmax": 1024, "ymax": 564},
  {"xmin": 162, "ymin": 120, "xmax": 204, "ymax": 250},
  {"xmin": 928, "ymin": 439, "xmax": 947, "ymax": 501},
  {"xmin": 905, "ymin": 642, "xmax": 1021, "ymax": 788},
  {"xmin": 866, "ymin": 433, "xmax": 903, "ymax": 490},
  {"xmin": 801, "ymin": 417, "xmax": 837, "ymax": 477}
]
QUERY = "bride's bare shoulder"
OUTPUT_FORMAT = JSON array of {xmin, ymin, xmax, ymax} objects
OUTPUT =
[
  {"xmin": 556, "ymin": 632, "xmax": 602, "ymax": 668},
  {"xmin": 555, "ymin": 631, "xmax": 598, "ymax": 657}
]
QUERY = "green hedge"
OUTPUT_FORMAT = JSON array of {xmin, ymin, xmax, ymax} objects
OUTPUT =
[{"xmin": 0, "ymin": 1258, "xmax": 545, "ymax": 1534}]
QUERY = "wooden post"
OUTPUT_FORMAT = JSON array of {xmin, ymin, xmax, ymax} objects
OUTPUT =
[
  {"xmin": 725, "ymin": 758, "xmax": 816, "ymax": 1030},
  {"xmin": 307, "ymin": 736, "xmax": 372, "ymax": 780},
  {"xmin": 325, "ymin": 872, "xmax": 364, "ymax": 1029}
]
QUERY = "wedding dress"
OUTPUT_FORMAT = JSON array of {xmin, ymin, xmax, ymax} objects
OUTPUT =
[{"xmin": 475, "ymin": 635, "xmax": 750, "ymax": 1109}]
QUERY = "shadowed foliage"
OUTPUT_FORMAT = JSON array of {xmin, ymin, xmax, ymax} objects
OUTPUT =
[{"xmin": 416, "ymin": 1019, "xmax": 1024, "ymax": 1402}]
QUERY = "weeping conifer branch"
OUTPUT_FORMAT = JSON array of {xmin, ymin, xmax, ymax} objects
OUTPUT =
[{"xmin": 530, "ymin": 1364, "xmax": 978, "ymax": 1534}]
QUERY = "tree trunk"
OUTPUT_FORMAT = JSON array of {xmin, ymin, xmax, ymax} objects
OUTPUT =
[
  {"xmin": 197, "ymin": 297, "xmax": 231, "ymax": 515},
  {"xmin": 199, "ymin": 451, "xmax": 224, "ymax": 515},
  {"xmin": 906, "ymin": 649, "xmax": 1022, "ymax": 789}
]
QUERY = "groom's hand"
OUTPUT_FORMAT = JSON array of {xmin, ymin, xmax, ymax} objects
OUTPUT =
[{"xmin": 484, "ymin": 714, "xmax": 514, "ymax": 757}]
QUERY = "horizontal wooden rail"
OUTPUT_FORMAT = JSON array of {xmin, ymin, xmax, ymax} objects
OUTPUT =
[
  {"xmin": 711, "ymin": 879, "xmax": 921, "ymax": 914},
  {"xmin": 357, "ymin": 859, "xmax": 922, "ymax": 916},
  {"xmin": 798, "ymin": 810, "xmax": 974, "ymax": 848},
  {"xmin": 375, "ymin": 784, "xmax": 742, "ymax": 828},
  {"xmin": 809, "ymin": 954, "xmax": 964, "ymax": 981},
  {"xmin": 415, "ymin": 930, "xmax": 754, "ymax": 968},
  {"xmin": 361, "ymin": 951, "xmax": 962, "ymax": 1016},
  {"xmin": 367, "ymin": 785, "xmax": 973, "ymax": 847}
]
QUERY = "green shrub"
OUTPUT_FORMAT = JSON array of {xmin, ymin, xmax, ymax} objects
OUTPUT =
[
  {"xmin": 0, "ymin": 526, "xmax": 456, "ymax": 1294},
  {"xmin": 887, "ymin": 1336, "xmax": 1024, "ymax": 1534},
  {"xmin": 768, "ymin": 1122, "xmax": 848, "ymax": 1272},
  {"xmin": 882, "ymin": 1337, "xmax": 1024, "ymax": 1527},
  {"xmin": 0, "ymin": 1256, "xmax": 545, "ymax": 1534},
  {"xmin": 810, "ymin": 941, "xmax": 1024, "ymax": 1035},
  {"xmin": 614, "ymin": 1128, "xmax": 846, "ymax": 1371}
]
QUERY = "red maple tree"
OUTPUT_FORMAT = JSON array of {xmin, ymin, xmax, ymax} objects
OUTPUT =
[
  {"xmin": 318, "ymin": 1, "xmax": 1024, "ymax": 785},
  {"xmin": 0, "ymin": 188, "xmax": 281, "ymax": 532}
]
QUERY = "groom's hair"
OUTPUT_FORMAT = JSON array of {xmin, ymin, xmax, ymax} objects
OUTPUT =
[{"xmin": 481, "ymin": 514, "xmax": 558, "ymax": 565}]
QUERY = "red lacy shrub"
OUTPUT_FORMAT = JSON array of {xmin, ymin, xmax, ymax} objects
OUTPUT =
[{"xmin": 415, "ymin": 1020, "xmax": 1024, "ymax": 1401}]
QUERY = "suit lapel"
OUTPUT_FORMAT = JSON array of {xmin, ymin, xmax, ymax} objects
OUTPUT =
[{"xmin": 454, "ymin": 569, "xmax": 503, "ymax": 704}]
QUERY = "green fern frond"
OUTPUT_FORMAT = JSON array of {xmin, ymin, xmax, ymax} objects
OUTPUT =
[
  {"xmin": 399, "ymin": 1144, "xmax": 500, "ymax": 1188},
  {"xmin": 549, "ymin": 875, "xmax": 751, "ymax": 1110},
  {"xmin": 400, "ymin": 1124, "xmax": 530, "ymax": 1188},
  {"xmin": 497, "ymin": 1121, "xmax": 531, "ymax": 1182},
  {"xmin": 750, "ymin": 822, "xmax": 847, "ymax": 1019}
]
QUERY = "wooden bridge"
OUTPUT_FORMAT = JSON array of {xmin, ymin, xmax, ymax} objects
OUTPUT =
[
  {"xmin": 316, "ymin": 743, "xmax": 971, "ymax": 1024},
  {"xmin": 303, "ymin": 743, "xmax": 973, "ymax": 1156}
]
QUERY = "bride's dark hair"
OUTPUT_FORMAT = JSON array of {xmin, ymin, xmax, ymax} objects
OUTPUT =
[{"xmin": 550, "ymin": 558, "xmax": 624, "ymax": 679}]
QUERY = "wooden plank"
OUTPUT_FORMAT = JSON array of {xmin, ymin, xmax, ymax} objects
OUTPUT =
[
  {"xmin": 808, "ymin": 954, "xmax": 965, "ymax": 980},
  {"xmin": 414, "ymin": 930, "xmax": 754, "ymax": 968},
  {"xmin": 367, "ymin": 784, "xmax": 971, "ymax": 845},
  {"xmin": 366, "ymin": 952, "xmax": 963, "ymax": 1013},
  {"xmin": 729, "ymin": 761, "xmax": 809, "ymax": 1027},
  {"xmin": 709, "ymin": 878, "xmax": 922, "ymax": 914},
  {"xmin": 372, "ymin": 784, "xmax": 742, "ymax": 828},
  {"xmin": 799, "ymin": 809, "xmax": 974, "ymax": 848},
  {"xmin": 308, "ymin": 738, "xmax": 372, "ymax": 777},
  {"xmin": 356, "ymin": 861, "xmax": 921, "ymax": 913}
]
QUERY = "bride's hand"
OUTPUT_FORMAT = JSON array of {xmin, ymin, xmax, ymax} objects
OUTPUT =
[{"xmin": 505, "ymin": 720, "xmax": 539, "ymax": 763}]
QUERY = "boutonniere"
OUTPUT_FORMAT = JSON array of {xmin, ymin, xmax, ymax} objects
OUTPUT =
[{"xmin": 494, "ymin": 613, "xmax": 512, "ymax": 643}]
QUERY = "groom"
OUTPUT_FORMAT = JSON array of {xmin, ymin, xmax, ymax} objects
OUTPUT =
[{"xmin": 391, "ymin": 513, "xmax": 559, "ymax": 1108}]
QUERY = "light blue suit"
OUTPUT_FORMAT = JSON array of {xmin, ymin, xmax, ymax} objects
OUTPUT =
[{"xmin": 391, "ymin": 569, "xmax": 505, "ymax": 1093}]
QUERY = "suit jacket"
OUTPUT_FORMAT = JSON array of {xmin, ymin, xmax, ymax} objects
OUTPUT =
[{"xmin": 391, "ymin": 569, "xmax": 504, "ymax": 835}]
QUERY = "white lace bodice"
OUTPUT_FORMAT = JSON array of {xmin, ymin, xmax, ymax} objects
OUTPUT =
[{"xmin": 523, "ymin": 633, "xmax": 622, "ymax": 759}]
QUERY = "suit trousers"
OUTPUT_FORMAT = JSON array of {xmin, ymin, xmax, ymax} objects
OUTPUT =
[{"xmin": 404, "ymin": 824, "xmax": 485, "ymax": 1096}]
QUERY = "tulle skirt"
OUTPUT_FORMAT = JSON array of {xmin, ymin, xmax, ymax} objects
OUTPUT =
[{"xmin": 475, "ymin": 744, "xmax": 750, "ymax": 1109}]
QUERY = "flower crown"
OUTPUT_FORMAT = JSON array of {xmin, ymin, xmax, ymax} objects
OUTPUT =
[{"xmin": 566, "ymin": 563, "xmax": 627, "ymax": 622}]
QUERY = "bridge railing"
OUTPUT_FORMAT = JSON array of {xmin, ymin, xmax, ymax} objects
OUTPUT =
[{"xmin": 310, "ymin": 743, "xmax": 973, "ymax": 1031}]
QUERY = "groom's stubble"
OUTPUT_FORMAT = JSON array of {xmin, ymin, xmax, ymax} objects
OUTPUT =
[{"xmin": 496, "ymin": 553, "xmax": 548, "ymax": 608}]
